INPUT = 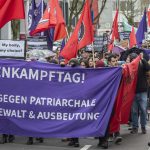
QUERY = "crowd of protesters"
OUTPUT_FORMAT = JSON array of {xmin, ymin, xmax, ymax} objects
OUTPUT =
[{"xmin": 0, "ymin": 48, "xmax": 150, "ymax": 149}]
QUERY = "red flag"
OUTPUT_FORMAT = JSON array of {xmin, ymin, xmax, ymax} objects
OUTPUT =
[
  {"xmin": 0, "ymin": 0, "xmax": 25, "ymax": 28},
  {"xmin": 120, "ymin": 57, "xmax": 140, "ymax": 124},
  {"xmin": 108, "ymin": 32, "xmax": 115, "ymax": 52},
  {"xmin": 89, "ymin": 0, "xmax": 98, "ymax": 20},
  {"xmin": 108, "ymin": 41, "xmax": 114, "ymax": 51},
  {"xmin": 0, "ymin": 0, "xmax": 6, "ymax": 9},
  {"xmin": 112, "ymin": 10, "xmax": 119, "ymax": 40},
  {"xmin": 30, "ymin": 0, "xmax": 57, "ymax": 34},
  {"xmin": 108, "ymin": 10, "xmax": 119, "ymax": 52},
  {"xmin": 31, "ymin": 0, "xmax": 67, "ymax": 41},
  {"xmin": 147, "ymin": 11, "xmax": 150, "ymax": 27},
  {"xmin": 53, "ymin": 0, "xmax": 67, "ymax": 41},
  {"xmin": 109, "ymin": 56, "xmax": 140, "ymax": 133},
  {"xmin": 129, "ymin": 26, "xmax": 137, "ymax": 48},
  {"xmin": 60, "ymin": 0, "xmax": 94, "ymax": 60}
]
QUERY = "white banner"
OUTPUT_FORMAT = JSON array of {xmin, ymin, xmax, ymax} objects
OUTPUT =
[
  {"xmin": 27, "ymin": 36, "xmax": 48, "ymax": 51},
  {"xmin": 0, "ymin": 40, "xmax": 25, "ymax": 58}
]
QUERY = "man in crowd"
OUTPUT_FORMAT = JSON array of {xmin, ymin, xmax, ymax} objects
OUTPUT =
[
  {"xmin": 107, "ymin": 53, "xmax": 118, "ymax": 67},
  {"xmin": 67, "ymin": 58, "xmax": 80, "ymax": 148},
  {"xmin": 107, "ymin": 54, "xmax": 123, "ymax": 144},
  {"xmin": 130, "ymin": 53, "xmax": 150, "ymax": 134}
]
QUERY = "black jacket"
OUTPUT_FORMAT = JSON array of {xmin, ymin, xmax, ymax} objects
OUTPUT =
[{"xmin": 136, "ymin": 59, "xmax": 150, "ymax": 93}]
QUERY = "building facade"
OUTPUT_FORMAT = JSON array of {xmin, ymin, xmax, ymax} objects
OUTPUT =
[{"xmin": 0, "ymin": 0, "xmax": 148, "ymax": 39}]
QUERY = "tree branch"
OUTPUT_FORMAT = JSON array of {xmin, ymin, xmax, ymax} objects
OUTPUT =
[{"xmin": 93, "ymin": 0, "xmax": 107, "ymax": 25}]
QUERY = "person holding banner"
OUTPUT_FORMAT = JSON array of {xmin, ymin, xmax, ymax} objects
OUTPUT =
[
  {"xmin": 108, "ymin": 54, "xmax": 122, "ymax": 144},
  {"xmin": 97, "ymin": 53, "xmax": 123, "ymax": 149},
  {"xmin": 26, "ymin": 137, "xmax": 44, "ymax": 145},
  {"xmin": 88, "ymin": 57, "xmax": 95, "ymax": 68},
  {"xmin": 0, "ymin": 134, "xmax": 15, "ymax": 144},
  {"xmin": 107, "ymin": 54, "xmax": 118, "ymax": 67},
  {"xmin": 97, "ymin": 54, "xmax": 118, "ymax": 149},
  {"xmin": 80, "ymin": 59, "xmax": 89, "ymax": 68},
  {"xmin": 67, "ymin": 58, "xmax": 80, "ymax": 148}
]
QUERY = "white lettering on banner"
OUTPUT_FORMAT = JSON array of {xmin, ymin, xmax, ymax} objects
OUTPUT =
[
  {"xmin": 63, "ymin": 72, "xmax": 72, "ymax": 83},
  {"xmin": 20, "ymin": 68, "xmax": 28, "ymax": 79},
  {"xmin": 0, "ymin": 94, "xmax": 96, "ymax": 108},
  {"xmin": 49, "ymin": 71, "xmax": 56, "ymax": 81},
  {"xmin": 36, "ymin": 112, "xmax": 100, "ymax": 120},
  {"xmin": 57, "ymin": 71, "xmax": 64, "ymax": 82},
  {"xmin": 29, "ymin": 96, "xmax": 96, "ymax": 108},
  {"xmin": 29, "ymin": 69, "xmax": 39, "ymax": 80},
  {"xmin": 0, "ymin": 108, "xmax": 100, "ymax": 120},
  {"xmin": 12, "ymin": 68, "xmax": 20, "ymax": 78},
  {"xmin": 0, "ymin": 94, "xmax": 27, "ymax": 104},
  {"xmin": 0, "ymin": 108, "xmax": 27, "ymax": 118},
  {"xmin": 40, "ymin": 70, "xmax": 48, "ymax": 80},
  {"xmin": 2, "ymin": 67, "xmax": 10, "ymax": 78},
  {"xmin": 0, "ymin": 67, "xmax": 85, "ymax": 84},
  {"xmin": 0, "ymin": 93, "xmax": 100, "ymax": 121}
]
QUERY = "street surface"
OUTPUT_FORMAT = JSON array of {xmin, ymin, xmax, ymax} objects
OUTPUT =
[{"xmin": 0, "ymin": 123, "xmax": 150, "ymax": 150}]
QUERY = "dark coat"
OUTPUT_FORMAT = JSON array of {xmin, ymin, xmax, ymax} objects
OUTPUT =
[{"xmin": 136, "ymin": 59, "xmax": 150, "ymax": 93}]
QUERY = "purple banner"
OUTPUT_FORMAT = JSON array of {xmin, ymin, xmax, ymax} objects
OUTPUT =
[
  {"xmin": 0, "ymin": 59, "xmax": 122, "ymax": 138},
  {"xmin": 143, "ymin": 49, "xmax": 150, "ymax": 59}
]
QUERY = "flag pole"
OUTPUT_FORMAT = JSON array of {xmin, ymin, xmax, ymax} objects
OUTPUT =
[
  {"xmin": 41, "ymin": 0, "xmax": 44, "ymax": 36},
  {"xmin": 92, "ymin": 42, "xmax": 96, "ymax": 68},
  {"xmin": 24, "ymin": 19, "xmax": 28, "ymax": 40},
  {"xmin": 65, "ymin": 27, "xmax": 70, "ymax": 40},
  {"xmin": 41, "ymin": 0, "xmax": 44, "ymax": 17},
  {"xmin": 63, "ymin": 0, "xmax": 66, "ymax": 23}
]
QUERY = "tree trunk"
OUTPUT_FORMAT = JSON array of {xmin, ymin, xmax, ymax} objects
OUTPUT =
[{"xmin": 11, "ymin": 20, "xmax": 20, "ymax": 40}]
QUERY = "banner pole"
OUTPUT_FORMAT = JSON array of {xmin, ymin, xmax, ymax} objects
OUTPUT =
[{"xmin": 92, "ymin": 42, "xmax": 96, "ymax": 68}]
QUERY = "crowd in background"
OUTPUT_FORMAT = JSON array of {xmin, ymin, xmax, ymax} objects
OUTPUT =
[{"xmin": 0, "ymin": 48, "xmax": 150, "ymax": 149}]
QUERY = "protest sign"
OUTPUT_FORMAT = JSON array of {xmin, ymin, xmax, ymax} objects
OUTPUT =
[
  {"xmin": 27, "ymin": 36, "xmax": 48, "ymax": 51},
  {"xmin": 0, "ymin": 59, "xmax": 122, "ymax": 137},
  {"xmin": 86, "ymin": 33, "xmax": 108, "ymax": 52},
  {"xmin": 119, "ymin": 31, "xmax": 130, "ymax": 40},
  {"xmin": 0, "ymin": 40, "xmax": 25, "ymax": 59}
]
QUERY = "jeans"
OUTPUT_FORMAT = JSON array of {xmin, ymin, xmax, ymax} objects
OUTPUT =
[{"xmin": 131, "ymin": 92, "xmax": 147, "ymax": 128}]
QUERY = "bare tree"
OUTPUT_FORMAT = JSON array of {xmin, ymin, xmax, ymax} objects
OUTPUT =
[
  {"xmin": 67, "ymin": 0, "xmax": 85, "ymax": 34},
  {"xmin": 11, "ymin": 20, "xmax": 20, "ymax": 40},
  {"xmin": 120, "ymin": 0, "xmax": 146, "ymax": 26},
  {"xmin": 120, "ymin": 0, "xmax": 138, "ymax": 26},
  {"xmin": 93, "ymin": 0, "xmax": 107, "ymax": 25},
  {"xmin": 67, "ymin": 0, "xmax": 107, "ymax": 35}
]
